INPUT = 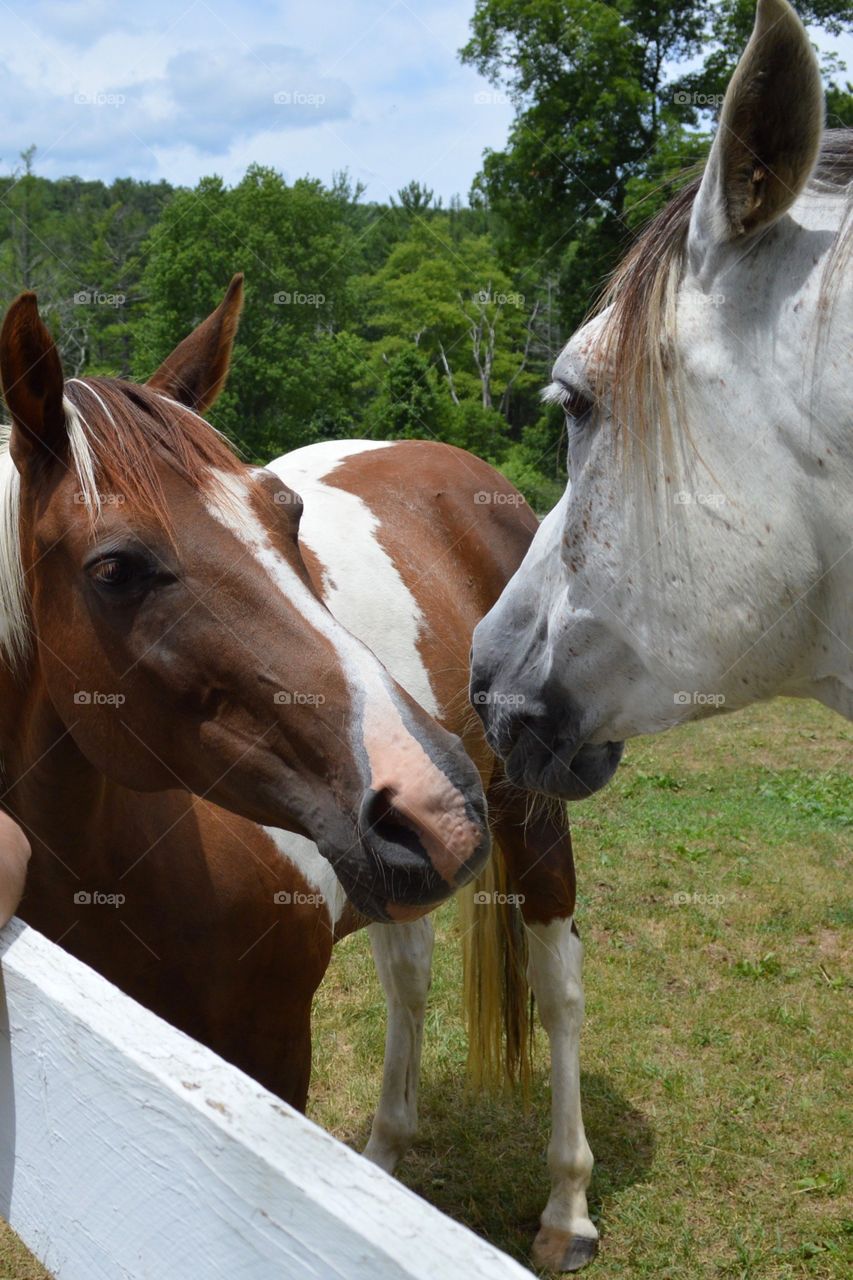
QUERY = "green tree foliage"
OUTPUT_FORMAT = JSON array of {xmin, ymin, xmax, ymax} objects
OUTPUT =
[
  {"xmin": 461, "ymin": 1, "xmax": 709, "ymax": 324},
  {"xmin": 0, "ymin": 1, "xmax": 848, "ymax": 515},
  {"xmin": 461, "ymin": 0, "xmax": 852, "ymax": 328},
  {"xmin": 0, "ymin": 150, "xmax": 172, "ymax": 374},
  {"xmin": 368, "ymin": 348, "xmax": 450, "ymax": 441},
  {"xmin": 0, "ymin": 151, "xmax": 172, "ymax": 373},
  {"xmin": 133, "ymin": 166, "xmax": 358, "ymax": 459},
  {"xmin": 363, "ymin": 215, "xmax": 542, "ymax": 417}
]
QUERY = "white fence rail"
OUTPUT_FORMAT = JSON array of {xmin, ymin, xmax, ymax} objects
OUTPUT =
[{"xmin": 0, "ymin": 918, "xmax": 534, "ymax": 1280}]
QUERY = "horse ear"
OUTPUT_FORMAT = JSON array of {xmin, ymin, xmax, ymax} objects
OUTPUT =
[
  {"xmin": 147, "ymin": 274, "xmax": 244, "ymax": 414},
  {"xmin": 0, "ymin": 292, "xmax": 67, "ymax": 473},
  {"xmin": 687, "ymin": 0, "xmax": 823, "ymax": 279}
]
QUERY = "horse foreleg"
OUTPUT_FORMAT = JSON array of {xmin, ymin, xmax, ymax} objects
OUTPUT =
[
  {"xmin": 363, "ymin": 916, "xmax": 434, "ymax": 1173},
  {"xmin": 527, "ymin": 917, "xmax": 597, "ymax": 1273}
]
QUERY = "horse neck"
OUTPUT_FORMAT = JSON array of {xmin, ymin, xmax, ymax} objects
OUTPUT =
[{"xmin": 0, "ymin": 656, "xmax": 111, "ymax": 875}]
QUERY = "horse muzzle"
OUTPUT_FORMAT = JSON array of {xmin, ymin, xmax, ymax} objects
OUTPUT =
[
  {"xmin": 471, "ymin": 679, "xmax": 623, "ymax": 801},
  {"xmin": 326, "ymin": 769, "xmax": 490, "ymax": 922}
]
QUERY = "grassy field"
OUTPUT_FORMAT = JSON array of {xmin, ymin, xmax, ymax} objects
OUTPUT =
[{"xmin": 2, "ymin": 698, "xmax": 850, "ymax": 1278}]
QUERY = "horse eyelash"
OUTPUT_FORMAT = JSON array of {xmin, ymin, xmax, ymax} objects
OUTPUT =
[
  {"xmin": 554, "ymin": 385, "xmax": 596, "ymax": 423},
  {"xmin": 542, "ymin": 381, "xmax": 595, "ymax": 419}
]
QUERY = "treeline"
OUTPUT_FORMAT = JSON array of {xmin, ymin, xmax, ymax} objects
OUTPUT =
[
  {"xmin": 1, "ymin": 0, "xmax": 850, "ymax": 510},
  {"xmin": 0, "ymin": 162, "xmax": 570, "ymax": 509}
]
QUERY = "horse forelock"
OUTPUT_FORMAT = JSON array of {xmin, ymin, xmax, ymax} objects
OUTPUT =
[
  {"xmin": 588, "ymin": 129, "xmax": 853, "ymax": 461},
  {"xmin": 63, "ymin": 378, "xmax": 243, "ymax": 526}
]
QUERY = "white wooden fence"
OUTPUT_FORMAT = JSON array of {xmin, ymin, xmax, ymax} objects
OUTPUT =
[{"xmin": 0, "ymin": 918, "xmax": 534, "ymax": 1280}]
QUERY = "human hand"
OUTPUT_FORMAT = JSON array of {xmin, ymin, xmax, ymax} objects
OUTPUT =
[{"xmin": 0, "ymin": 813, "xmax": 30, "ymax": 927}]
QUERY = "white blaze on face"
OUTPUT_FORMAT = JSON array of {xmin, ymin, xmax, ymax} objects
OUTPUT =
[{"xmin": 205, "ymin": 467, "xmax": 482, "ymax": 892}]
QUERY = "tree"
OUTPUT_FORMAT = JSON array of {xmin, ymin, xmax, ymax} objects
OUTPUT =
[
  {"xmin": 462, "ymin": 2, "xmax": 707, "ymax": 316},
  {"xmin": 461, "ymin": 0, "xmax": 853, "ymax": 329},
  {"xmin": 368, "ymin": 348, "xmax": 449, "ymax": 441},
  {"xmin": 363, "ymin": 215, "xmax": 542, "ymax": 421},
  {"xmin": 133, "ymin": 167, "xmax": 358, "ymax": 459},
  {"xmin": 0, "ymin": 155, "xmax": 173, "ymax": 376},
  {"xmin": 392, "ymin": 181, "xmax": 440, "ymax": 214}
]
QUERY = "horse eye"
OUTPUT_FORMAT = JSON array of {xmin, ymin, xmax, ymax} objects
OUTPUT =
[
  {"xmin": 91, "ymin": 557, "xmax": 131, "ymax": 585},
  {"xmin": 561, "ymin": 385, "xmax": 595, "ymax": 421},
  {"xmin": 87, "ymin": 554, "xmax": 153, "ymax": 593}
]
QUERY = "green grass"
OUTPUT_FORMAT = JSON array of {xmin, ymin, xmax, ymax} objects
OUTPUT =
[
  {"xmin": 309, "ymin": 699, "xmax": 852, "ymax": 1278},
  {"xmin": 3, "ymin": 699, "xmax": 850, "ymax": 1277},
  {"xmin": 0, "ymin": 1230, "xmax": 50, "ymax": 1280}
]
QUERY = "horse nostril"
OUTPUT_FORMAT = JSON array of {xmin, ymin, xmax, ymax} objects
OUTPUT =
[
  {"xmin": 469, "ymin": 681, "xmax": 493, "ymax": 723},
  {"xmin": 478, "ymin": 701, "xmax": 530, "ymax": 760},
  {"xmin": 358, "ymin": 787, "xmax": 425, "ymax": 859}
]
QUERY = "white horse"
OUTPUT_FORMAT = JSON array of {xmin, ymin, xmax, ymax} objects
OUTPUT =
[{"xmin": 471, "ymin": 0, "xmax": 852, "ymax": 797}]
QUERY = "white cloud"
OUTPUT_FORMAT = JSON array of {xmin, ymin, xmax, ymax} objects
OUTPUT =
[
  {"xmin": 123, "ymin": 44, "xmax": 354, "ymax": 150},
  {"xmin": 0, "ymin": 0, "xmax": 514, "ymax": 196}
]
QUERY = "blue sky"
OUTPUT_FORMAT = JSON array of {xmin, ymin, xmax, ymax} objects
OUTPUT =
[
  {"xmin": 0, "ymin": 0, "xmax": 515, "ymax": 200},
  {"xmin": 1, "ymin": 0, "xmax": 850, "ymax": 201}
]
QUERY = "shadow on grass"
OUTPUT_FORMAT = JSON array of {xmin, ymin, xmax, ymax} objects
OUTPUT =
[
  {"xmin": 350, "ymin": 1066, "xmax": 654, "ymax": 1266},
  {"xmin": 581, "ymin": 1071, "xmax": 656, "ymax": 1211}
]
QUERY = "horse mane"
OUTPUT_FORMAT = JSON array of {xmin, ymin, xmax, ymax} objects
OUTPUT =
[
  {"xmin": 594, "ymin": 128, "xmax": 853, "ymax": 456},
  {"xmin": 0, "ymin": 377, "xmax": 244, "ymax": 670}
]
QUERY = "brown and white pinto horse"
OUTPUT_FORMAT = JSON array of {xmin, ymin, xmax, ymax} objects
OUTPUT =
[
  {"xmin": 0, "ymin": 282, "xmax": 595, "ymax": 1272},
  {"xmin": 268, "ymin": 440, "xmax": 597, "ymax": 1271},
  {"xmin": 0, "ymin": 281, "xmax": 488, "ymax": 1091}
]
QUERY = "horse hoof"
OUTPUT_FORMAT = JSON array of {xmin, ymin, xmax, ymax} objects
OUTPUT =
[
  {"xmin": 533, "ymin": 1226, "xmax": 599, "ymax": 1272},
  {"xmin": 560, "ymin": 1235, "xmax": 598, "ymax": 1272},
  {"xmin": 362, "ymin": 1143, "xmax": 399, "ymax": 1175}
]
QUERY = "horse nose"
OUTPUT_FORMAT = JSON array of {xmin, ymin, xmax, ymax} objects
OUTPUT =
[
  {"xmin": 469, "ymin": 663, "xmax": 501, "ymax": 726},
  {"xmin": 358, "ymin": 771, "xmax": 489, "ymax": 905},
  {"xmin": 469, "ymin": 671, "xmax": 491, "ymax": 712},
  {"xmin": 471, "ymin": 683, "xmax": 550, "ymax": 763}
]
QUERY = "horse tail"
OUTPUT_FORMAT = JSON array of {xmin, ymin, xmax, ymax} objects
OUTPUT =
[{"xmin": 460, "ymin": 846, "xmax": 532, "ymax": 1097}]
